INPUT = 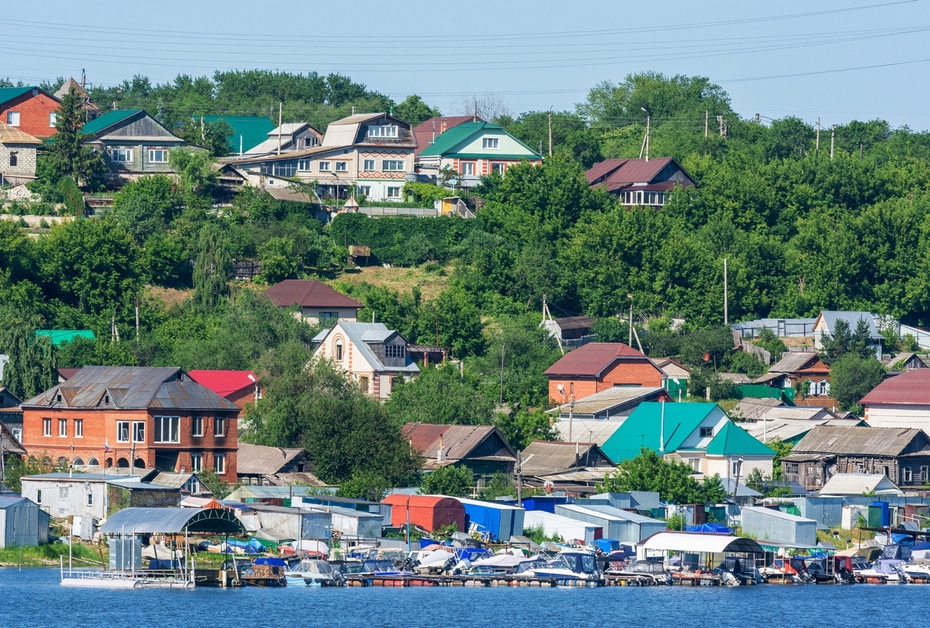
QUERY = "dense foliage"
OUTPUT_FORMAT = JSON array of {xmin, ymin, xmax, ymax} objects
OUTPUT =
[{"xmin": 599, "ymin": 449, "xmax": 726, "ymax": 504}]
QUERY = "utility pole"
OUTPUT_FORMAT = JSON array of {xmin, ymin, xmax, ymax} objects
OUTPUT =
[
  {"xmin": 627, "ymin": 293, "xmax": 634, "ymax": 346},
  {"xmin": 816, "ymin": 117, "xmax": 821, "ymax": 156},
  {"xmin": 548, "ymin": 111, "xmax": 553, "ymax": 157},
  {"xmin": 705, "ymin": 110, "xmax": 708, "ymax": 138},
  {"xmin": 754, "ymin": 113, "xmax": 760, "ymax": 124},
  {"xmin": 277, "ymin": 102, "xmax": 284, "ymax": 156},
  {"xmin": 516, "ymin": 451, "xmax": 523, "ymax": 507},
  {"xmin": 723, "ymin": 257, "xmax": 729, "ymax": 325},
  {"xmin": 499, "ymin": 343, "xmax": 505, "ymax": 405},
  {"xmin": 830, "ymin": 124, "xmax": 835, "ymax": 160},
  {"xmin": 135, "ymin": 298, "xmax": 140, "ymax": 346}
]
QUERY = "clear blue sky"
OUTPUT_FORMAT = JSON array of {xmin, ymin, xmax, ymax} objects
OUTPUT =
[{"xmin": 2, "ymin": 0, "xmax": 929, "ymax": 128}]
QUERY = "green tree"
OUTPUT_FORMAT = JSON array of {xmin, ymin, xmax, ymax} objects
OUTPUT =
[
  {"xmin": 110, "ymin": 175, "xmax": 182, "ymax": 244},
  {"xmin": 496, "ymin": 409, "xmax": 560, "ymax": 451},
  {"xmin": 42, "ymin": 86, "xmax": 106, "ymax": 187},
  {"xmin": 176, "ymin": 117, "xmax": 233, "ymax": 157},
  {"xmin": 599, "ymin": 448, "xmax": 713, "ymax": 504},
  {"xmin": 192, "ymin": 224, "xmax": 231, "ymax": 311},
  {"xmin": 419, "ymin": 465, "xmax": 473, "ymax": 497},
  {"xmin": 830, "ymin": 354, "xmax": 885, "ymax": 412},
  {"xmin": 394, "ymin": 94, "xmax": 440, "ymax": 126},
  {"xmin": 0, "ymin": 304, "xmax": 54, "ymax": 399},
  {"xmin": 336, "ymin": 470, "xmax": 393, "ymax": 502},
  {"xmin": 478, "ymin": 472, "xmax": 516, "ymax": 501},
  {"xmin": 198, "ymin": 468, "xmax": 234, "ymax": 499},
  {"xmin": 258, "ymin": 236, "xmax": 299, "ymax": 284},
  {"xmin": 385, "ymin": 363, "xmax": 495, "ymax": 426}
]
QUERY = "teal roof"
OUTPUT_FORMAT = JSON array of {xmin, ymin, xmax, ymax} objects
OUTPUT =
[
  {"xmin": 602, "ymin": 402, "xmax": 719, "ymax": 463},
  {"xmin": 203, "ymin": 116, "xmax": 274, "ymax": 153},
  {"xmin": 705, "ymin": 421, "xmax": 775, "ymax": 456},
  {"xmin": 80, "ymin": 109, "xmax": 141, "ymax": 136},
  {"xmin": 35, "ymin": 330, "xmax": 96, "ymax": 346},
  {"xmin": 418, "ymin": 121, "xmax": 541, "ymax": 158},
  {"xmin": 0, "ymin": 86, "xmax": 38, "ymax": 106}
]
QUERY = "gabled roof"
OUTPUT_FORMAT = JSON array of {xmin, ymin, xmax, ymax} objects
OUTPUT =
[
  {"xmin": 793, "ymin": 425, "xmax": 930, "ymax": 457},
  {"xmin": 80, "ymin": 109, "xmax": 142, "ymax": 136},
  {"xmin": 767, "ymin": 352, "xmax": 825, "ymax": 374},
  {"xmin": 818, "ymin": 473, "xmax": 902, "ymax": 496},
  {"xmin": 188, "ymin": 370, "xmax": 258, "ymax": 398},
  {"xmin": 264, "ymin": 279, "xmax": 362, "ymax": 309},
  {"xmin": 203, "ymin": 115, "xmax": 275, "ymax": 153},
  {"xmin": 520, "ymin": 440, "xmax": 614, "ymax": 476},
  {"xmin": 742, "ymin": 417, "xmax": 865, "ymax": 444},
  {"xmin": 54, "ymin": 78, "xmax": 99, "ymax": 114},
  {"xmin": 413, "ymin": 116, "xmax": 476, "ymax": 156},
  {"xmin": 417, "ymin": 121, "xmax": 541, "ymax": 159},
  {"xmin": 816, "ymin": 311, "xmax": 881, "ymax": 340},
  {"xmin": 585, "ymin": 157, "xmax": 696, "ymax": 192},
  {"xmin": 0, "ymin": 86, "xmax": 56, "ymax": 107},
  {"xmin": 0, "ymin": 122, "xmax": 41, "ymax": 145},
  {"xmin": 553, "ymin": 420, "xmax": 623, "ymax": 447},
  {"xmin": 322, "ymin": 112, "xmax": 415, "ymax": 149},
  {"xmin": 547, "ymin": 386, "xmax": 671, "ymax": 420},
  {"xmin": 731, "ymin": 397, "xmax": 786, "ymax": 420},
  {"xmin": 402, "ymin": 422, "xmax": 517, "ymax": 469},
  {"xmin": 704, "ymin": 421, "xmax": 776, "ymax": 456},
  {"xmin": 21, "ymin": 366, "xmax": 239, "ymax": 412},
  {"xmin": 236, "ymin": 442, "xmax": 307, "ymax": 476},
  {"xmin": 318, "ymin": 322, "xmax": 419, "ymax": 374},
  {"xmin": 601, "ymin": 402, "xmax": 720, "ymax": 463},
  {"xmin": 543, "ymin": 342, "xmax": 658, "ymax": 378},
  {"xmin": 860, "ymin": 369, "xmax": 930, "ymax": 406}
]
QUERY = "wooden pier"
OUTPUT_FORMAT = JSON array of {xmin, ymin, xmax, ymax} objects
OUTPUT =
[
  {"xmin": 669, "ymin": 572, "xmax": 722, "ymax": 586},
  {"xmin": 343, "ymin": 574, "xmax": 601, "ymax": 588}
]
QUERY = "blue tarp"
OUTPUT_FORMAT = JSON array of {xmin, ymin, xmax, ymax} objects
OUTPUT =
[
  {"xmin": 592, "ymin": 539, "xmax": 621, "ymax": 553},
  {"xmin": 686, "ymin": 523, "xmax": 732, "ymax": 534},
  {"xmin": 255, "ymin": 557, "xmax": 288, "ymax": 567},
  {"xmin": 224, "ymin": 538, "xmax": 264, "ymax": 554}
]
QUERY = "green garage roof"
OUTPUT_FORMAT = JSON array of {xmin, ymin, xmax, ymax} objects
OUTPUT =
[
  {"xmin": 203, "ymin": 115, "xmax": 274, "ymax": 153},
  {"xmin": 35, "ymin": 330, "xmax": 96, "ymax": 346}
]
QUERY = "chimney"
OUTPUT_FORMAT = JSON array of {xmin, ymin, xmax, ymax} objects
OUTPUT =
[{"xmin": 437, "ymin": 434, "xmax": 445, "ymax": 463}]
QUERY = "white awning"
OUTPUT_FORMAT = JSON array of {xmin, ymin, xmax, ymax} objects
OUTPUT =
[{"xmin": 640, "ymin": 532, "xmax": 764, "ymax": 554}]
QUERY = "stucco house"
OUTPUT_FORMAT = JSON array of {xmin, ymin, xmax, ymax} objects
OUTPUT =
[
  {"xmin": 313, "ymin": 322, "xmax": 419, "ymax": 399},
  {"xmin": 263, "ymin": 279, "xmax": 362, "ymax": 324},
  {"xmin": 543, "ymin": 342, "xmax": 665, "ymax": 404},
  {"xmin": 860, "ymin": 369, "xmax": 930, "ymax": 429},
  {"xmin": 0, "ymin": 122, "xmax": 41, "ymax": 185}
]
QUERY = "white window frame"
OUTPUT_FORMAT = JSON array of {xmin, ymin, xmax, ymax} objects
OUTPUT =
[
  {"xmin": 363, "ymin": 159, "xmax": 375, "ymax": 171},
  {"xmin": 110, "ymin": 148, "xmax": 132, "ymax": 163},
  {"xmin": 74, "ymin": 419, "xmax": 83, "ymax": 438},
  {"xmin": 6, "ymin": 111, "xmax": 20, "ymax": 126},
  {"xmin": 214, "ymin": 453, "xmax": 226, "ymax": 475},
  {"xmin": 86, "ymin": 492, "xmax": 93, "ymax": 506},
  {"xmin": 214, "ymin": 416, "xmax": 226, "ymax": 438},
  {"xmin": 49, "ymin": 112, "xmax": 58, "ymax": 127},
  {"xmin": 191, "ymin": 453, "xmax": 203, "ymax": 473},
  {"xmin": 368, "ymin": 125, "xmax": 398, "ymax": 139},
  {"xmin": 192, "ymin": 416, "xmax": 204, "ymax": 438},
  {"xmin": 58, "ymin": 418, "xmax": 68, "ymax": 437},
  {"xmin": 482, "ymin": 137, "xmax": 500, "ymax": 149},
  {"xmin": 132, "ymin": 421, "xmax": 146, "ymax": 443},
  {"xmin": 335, "ymin": 161, "xmax": 348, "ymax": 172},
  {"xmin": 43, "ymin": 418, "xmax": 52, "ymax": 437},
  {"xmin": 318, "ymin": 161, "xmax": 331, "ymax": 172},
  {"xmin": 462, "ymin": 162, "xmax": 475, "ymax": 176},
  {"xmin": 298, "ymin": 158, "xmax": 312, "ymax": 172},
  {"xmin": 492, "ymin": 163, "xmax": 505, "ymax": 175},
  {"xmin": 386, "ymin": 186, "xmax": 401, "ymax": 198},
  {"xmin": 382, "ymin": 160, "xmax": 405, "ymax": 172},
  {"xmin": 117, "ymin": 421, "xmax": 130, "ymax": 443},
  {"xmin": 903, "ymin": 466, "xmax": 913, "ymax": 483},
  {"xmin": 153, "ymin": 416, "xmax": 180, "ymax": 444},
  {"xmin": 148, "ymin": 149, "xmax": 169, "ymax": 163}
]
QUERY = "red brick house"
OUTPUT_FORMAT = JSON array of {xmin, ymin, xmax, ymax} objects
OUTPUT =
[
  {"xmin": 188, "ymin": 370, "xmax": 260, "ymax": 417},
  {"xmin": 0, "ymin": 86, "xmax": 61, "ymax": 139},
  {"xmin": 543, "ymin": 343, "xmax": 666, "ymax": 404},
  {"xmin": 20, "ymin": 366, "xmax": 240, "ymax": 483}
]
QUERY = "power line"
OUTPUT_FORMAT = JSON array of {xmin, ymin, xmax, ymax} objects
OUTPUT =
[{"xmin": 721, "ymin": 57, "xmax": 930, "ymax": 83}]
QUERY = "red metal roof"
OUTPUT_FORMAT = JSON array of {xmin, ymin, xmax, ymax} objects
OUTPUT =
[
  {"xmin": 543, "ymin": 343, "xmax": 653, "ymax": 378},
  {"xmin": 585, "ymin": 157, "xmax": 695, "ymax": 191},
  {"xmin": 585, "ymin": 159, "xmax": 629, "ymax": 184},
  {"xmin": 188, "ymin": 370, "xmax": 258, "ymax": 398},
  {"xmin": 860, "ymin": 370, "xmax": 930, "ymax": 406},
  {"xmin": 263, "ymin": 280, "xmax": 362, "ymax": 309},
  {"xmin": 413, "ymin": 116, "xmax": 476, "ymax": 157}
]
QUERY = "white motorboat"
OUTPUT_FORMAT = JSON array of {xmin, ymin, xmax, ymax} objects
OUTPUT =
[
  {"xmin": 512, "ymin": 551, "xmax": 601, "ymax": 583},
  {"xmin": 286, "ymin": 558, "xmax": 341, "ymax": 587}
]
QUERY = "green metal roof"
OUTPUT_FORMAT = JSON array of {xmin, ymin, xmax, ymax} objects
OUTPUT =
[
  {"xmin": 0, "ymin": 86, "xmax": 38, "ymax": 106},
  {"xmin": 601, "ymin": 402, "xmax": 719, "ymax": 463},
  {"xmin": 35, "ymin": 330, "xmax": 96, "ymax": 346},
  {"xmin": 80, "ymin": 109, "xmax": 141, "ymax": 136},
  {"xmin": 418, "ymin": 121, "xmax": 541, "ymax": 158},
  {"xmin": 705, "ymin": 421, "xmax": 775, "ymax": 456},
  {"xmin": 203, "ymin": 115, "xmax": 274, "ymax": 153}
]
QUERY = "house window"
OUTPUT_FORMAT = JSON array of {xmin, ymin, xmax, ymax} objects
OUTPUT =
[
  {"xmin": 382, "ymin": 160, "xmax": 405, "ymax": 172},
  {"xmin": 43, "ymin": 418, "xmax": 52, "ymax": 437},
  {"xmin": 87, "ymin": 492, "xmax": 93, "ymax": 506},
  {"xmin": 298, "ymin": 159, "xmax": 312, "ymax": 171},
  {"xmin": 214, "ymin": 416, "xmax": 226, "ymax": 437},
  {"xmin": 12, "ymin": 428, "xmax": 22, "ymax": 442},
  {"xmin": 273, "ymin": 160, "xmax": 297, "ymax": 177},
  {"xmin": 153, "ymin": 416, "xmax": 180, "ymax": 443},
  {"xmin": 191, "ymin": 453, "xmax": 203, "ymax": 473},
  {"xmin": 110, "ymin": 148, "xmax": 132, "ymax": 163},
  {"xmin": 214, "ymin": 453, "xmax": 226, "ymax": 475},
  {"xmin": 49, "ymin": 112, "xmax": 57, "ymax": 126},
  {"xmin": 903, "ymin": 466, "xmax": 913, "ymax": 483},
  {"xmin": 699, "ymin": 427, "xmax": 714, "ymax": 438},
  {"xmin": 368, "ymin": 125, "xmax": 398, "ymax": 139},
  {"xmin": 335, "ymin": 339, "xmax": 344, "ymax": 361},
  {"xmin": 462, "ymin": 162, "xmax": 474, "ymax": 176},
  {"xmin": 9, "ymin": 152, "xmax": 17, "ymax": 167},
  {"xmin": 320, "ymin": 311, "xmax": 339, "ymax": 321},
  {"xmin": 74, "ymin": 419, "xmax": 83, "ymax": 438},
  {"xmin": 363, "ymin": 159, "xmax": 375, "ymax": 171},
  {"xmin": 335, "ymin": 161, "xmax": 348, "ymax": 172},
  {"xmin": 386, "ymin": 186, "xmax": 401, "ymax": 198},
  {"xmin": 359, "ymin": 376, "xmax": 369, "ymax": 392},
  {"xmin": 148, "ymin": 149, "xmax": 169, "ymax": 163},
  {"xmin": 192, "ymin": 416, "xmax": 204, "ymax": 437},
  {"xmin": 732, "ymin": 460, "xmax": 742, "ymax": 476},
  {"xmin": 357, "ymin": 185, "xmax": 371, "ymax": 196},
  {"xmin": 319, "ymin": 161, "xmax": 331, "ymax": 171},
  {"xmin": 921, "ymin": 466, "xmax": 929, "ymax": 482},
  {"xmin": 36, "ymin": 490, "xmax": 42, "ymax": 504},
  {"xmin": 482, "ymin": 137, "xmax": 500, "ymax": 149},
  {"xmin": 58, "ymin": 419, "xmax": 68, "ymax": 437},
  {"xmin": 385, "ymin": 344, "xmax": 406, "ymax": 359},
  {"xmin": 6, "ymin": 111, "xmax": 20, "ymax": 126},
  {"xmin": 132, "ymin": 421, "xmax": 145, "ymax": 443},
  {"xmin": 117, "ymin": 421, "xmax": 130, "ymax": 442},
  {"xmin": 491, "ymin": 163, "xmax": 505, "ymax": 175},
  {"xmin": 689, "ymin": 458, "xmax": 700, "ymax": 471},
  {"xmin": 785, "ymin": 462, "xmax": 799, "ymax": 474}
]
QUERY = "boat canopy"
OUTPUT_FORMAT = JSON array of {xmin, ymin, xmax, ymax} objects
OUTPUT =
[
  {"xmin": 640, "ymin": 532, "xmax": 764, "ymax": 555},
  {"xmin": 100, "ymin": 507, "xmax": 245, "ymax": 535}
]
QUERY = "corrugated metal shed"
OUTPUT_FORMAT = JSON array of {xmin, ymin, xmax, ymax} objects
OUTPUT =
[
  {"xmin": 818, "ymin": 473, "xmax": 903, "ymax": 496},
  {"xmin": 556, "ymin": 504, "xmax": 665, "ymax": 543},
  {"xmin": 524, "ymin": 510, "xmax": 602, "ymax": 545},
  {"xmin": 99, "ymin": 507, "xmax": 244, "ymax": 534},
  {"xmin": 741, "ymin": 506, "xmax": 817, "ymax": 546},
  {"xmin": 458, "ymin": 498, "xmax": 524, "ymax": 541}
]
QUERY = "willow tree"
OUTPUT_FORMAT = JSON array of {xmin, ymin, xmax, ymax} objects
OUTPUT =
[{"xmin": 192, "ymin": 224, "xmax": 231, "ymax": 311}]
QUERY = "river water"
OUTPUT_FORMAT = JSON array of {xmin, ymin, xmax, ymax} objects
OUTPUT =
[{"xmin": 3, "ymin": 567, "xmax": 927, "ymax": 628}]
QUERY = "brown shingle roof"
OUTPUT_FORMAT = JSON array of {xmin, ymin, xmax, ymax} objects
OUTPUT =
[
  {"xmin": 860, "ymin": 369, "xmax": 930, "ymax": 406},
  {"xmin": 793, "ymin": 425, "xmax": 930, "ymax": 457},
  {"xmin": 543, "ymin": 342, "xmax": 657, "ymax": 378},
  {"xmin": 401, "ymin": 423, "xmax": 516, "ymax": 467},
  {"xmin": 0, "ymin": 122, "xmax": 41, "ymax": 145},
  {"xmin": 263, "ymin": 279, "xmax": 362, "ymax": 309}
]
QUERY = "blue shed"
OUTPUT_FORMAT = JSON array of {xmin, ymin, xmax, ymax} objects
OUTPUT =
[
  {"xmin": 521, "ymin": 496, "xmax": 570, "ymax": 513},
  {"xmin": 458, "ymin": 498, "xmax": 524, "ymax": 542}
]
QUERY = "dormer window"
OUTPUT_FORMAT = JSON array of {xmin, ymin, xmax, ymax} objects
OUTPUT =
[
  {"xmin": 368, "ymin": 125, "xmax": 398, "ymax": 139},
  {"xmin": 482, "ymin": 137, "xmax": 500, "ymax": 149},
  {"xmin": 104, "ymin": 395, "xmax": 110, "ymax": 404},
  {"xmin": 56, "ymin": 394, "xmax": 62, "ymax": 403}
]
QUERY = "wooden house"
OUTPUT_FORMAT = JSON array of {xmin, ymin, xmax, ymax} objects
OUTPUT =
[
  {"xmin": 753, "ymin": 352, "xmax": 831, "ymax": 398},
  {"xmin": 585, "ymin": 157, "xmax": 696, "ymax": 206}
]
